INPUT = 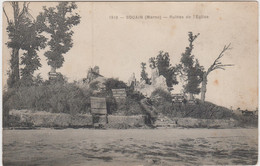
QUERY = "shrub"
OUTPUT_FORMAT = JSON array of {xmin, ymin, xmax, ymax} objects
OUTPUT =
[
  {"xmin": 172, "ymin": 100, "xmax": 235, "ymax": 119},
  {"xmin": 3, "ymin": 83, "xmax": 92, "ymax": 115},
  {"xmin": 126, "ymin": 89, "xmax": 145, "ymax": 102},
  {"xmin": 233, "ymin": 114, "xmax": 258, "ymax": 127},
  {"xmin": 104, "ymin": 78, "xmax": 127, "ymax": 95},
  {"xmin": 151, "ymin": 88, "xmax": 172, "ymax": 102},
  {"xmin": 124, "ymin": 97, "xmax": 144, "ymax": 115},
  {"xmin": 89, "ymin": 80, "xmax": 100, "ymax": 90},
  {"xmin": 3, "ymin": 89, "xmax": 17, "ymax": 127}
]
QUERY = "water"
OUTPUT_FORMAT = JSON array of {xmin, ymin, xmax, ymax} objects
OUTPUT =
[{"xmin": 3, "ymin": 128, "xmax": 258, "ymax": 166}]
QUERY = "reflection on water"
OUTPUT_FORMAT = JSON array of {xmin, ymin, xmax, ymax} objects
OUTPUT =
[{"xmin": 3, "ymin": 128, "xmax": 258, "ymax": 166}]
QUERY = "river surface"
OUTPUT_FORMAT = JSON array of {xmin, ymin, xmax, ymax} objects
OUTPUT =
[{"xmin": 3, "ymin": 128, "xmax": 258, "ymax": 166}]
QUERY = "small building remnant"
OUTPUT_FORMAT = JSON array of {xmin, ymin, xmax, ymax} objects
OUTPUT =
[
  {"xmin": 85, "ymin": 66, "xmax": 103, "ymax": 84},
  {"xmin": 90, "ymin": 97, "xmax": 107, "ymax": 126},
  {"xmin": 135, "ymin": 68, "xmax": 168, "ymax": 97},
  {"xmin": 112, "ymin": 89, "xmax": 127, "ymax": 103},
  {"xmin": 48, "ymin": 71, "xmax": 64, "ymax": 82},
  {"xmin": 48, "ymin": 72, "xmax": 58, "ymax": 80},
  {"xmin": 128, "ymin": 73, "xmax": 136, "ymax": 87},
  {"xmin": 172, "ymin": 94, "xmax": 185, "ymax": 104},
  {"xmin": 90, "ymin": 97, "xmax": 107, "ymax": 115},
  {"xmin": 112, "ymin": 89, "xmax": 127, "ymax": 99}
]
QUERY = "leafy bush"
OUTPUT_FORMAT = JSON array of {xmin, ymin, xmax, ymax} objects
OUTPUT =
[
  {"xmin": 3, "ymin": 89, "xmax": 17, "ymax": 127},
  {"xmin": 124, "ymin": 97, "xmax": 145, "ymax": 115},
  {"xmin": 126, "ymin": 89, "xmax": 145, "ymax": 102},
  {"xmin": 89, "ymin": 80, "xmax": 100, "ymax": 90},
  {"xmin": 151, "ymin": 88, "xmax": 172, "ymax": 102},
  {"xmin": 104, "ymin": 78, "xmax": 127, "ymax": 95},
  {"xmin": 106, "ymin": 97, "xmax": 144, "ymax": 116},
  {"xmin": 169, "ymin": 100, "xmax": 236, "ymax": 119},
  {"xmin": 234, "ymin": 114, "xmax": 258, "ymax": 127},
  {"xmin": 3, "ymin": 83, "xmax": 92, "ymax": 115},
  {"xmin": 148, "ymin": 94, "xmax": 238, "ymax": 120}
]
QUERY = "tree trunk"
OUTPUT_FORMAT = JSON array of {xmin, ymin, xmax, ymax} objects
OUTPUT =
[
  {"xmin": 8, "ymin": 48, "xmax": 20, "ymax": 88},
  {"xmin": 13, "ymin": 48, "xmax": 20, "ymax": 80},
  {"xmin": 50, "ymin": 66, "xmax": 56, "ymax": 73},
  {"xmin": 201, "ymin": 73, "xmax": 207, "ymax": 102},
  {"xmin": 188, "ymin": 93, "xmax": 194, "ymax": 100},
  {"xmin": 6, "ymin": 2, "xmax": 21, "ymax": 88}
]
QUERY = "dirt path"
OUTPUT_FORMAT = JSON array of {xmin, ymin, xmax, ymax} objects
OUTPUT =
[{"xmin": 3, "ymin": 128, "xmax": 258, "ymax": 166}]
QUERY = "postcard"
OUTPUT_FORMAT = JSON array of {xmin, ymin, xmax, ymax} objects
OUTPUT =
[{"xmin": 2, "ymin": 1, "xmax": 258, "ymax": 165}]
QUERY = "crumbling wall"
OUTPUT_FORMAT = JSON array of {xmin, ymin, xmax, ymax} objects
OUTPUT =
[
  {"xmin": 9, "ymin": 110, "xmax": 93, "ymax": 127},
  {"xmin": 108, "ymin": 115, "xmax": 146, "ymax": 126},
  {"xmin": 8, "ymin": 110, "xmax": 147, "ymax": 128},
  {"xmin": 173, "ymin": 118, "xmax": 238, "ymax": 128}
]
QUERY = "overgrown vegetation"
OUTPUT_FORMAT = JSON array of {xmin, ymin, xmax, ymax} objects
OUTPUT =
[
  {"xmin": 148, "ymin": 51, "xmax": 178, "ymax": 87},
  {"xmin": 149, "ymin": 88, "xmax": 255, "ymax": 123},
  {"xmin": 3, "ymin": 83, "xmax": 90, "ymax": 115},
  {"xmin": 3, "ymin": 78, "xmax": 146, "ymax": 120}
]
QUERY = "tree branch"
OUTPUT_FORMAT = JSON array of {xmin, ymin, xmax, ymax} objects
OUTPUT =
[
  {"xmin": 3, "ymin": 7, "xmax": 10, "ymax": 25},
  {"xmin": 18, "ymin": 2, "xmax": 27, "ymax": 19},
  {"xmin": 207, "ymin": 43, "xmax": 233, "ymax": 74}
]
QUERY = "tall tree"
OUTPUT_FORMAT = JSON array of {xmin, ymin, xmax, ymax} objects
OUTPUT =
[
  {"xmin": 37, "ymin": 2, "xmax": 80, "ymax": 74},
  {"xmin": 20, "ymin": 14, "xmax": 47, "ymax": 86},
  {"xmin": 140, "ymin": 62, "xmax": 150, "ymax": 84},
  {"xmin": 201, "ymin": 44, "xmax": 233, "ymax": 102},
  {"xmin": 149, "ymin": 51, "xmax": 178, "ymax": 87},
  {"xmin": 4, "ymin": 2, "xmax": 46, "ymax": 87},
  {"xmin": 178, "ymin": 32, "xmax": 204, "ymax": 99},
  {"xmin": 3, "ymin": 2, "xmax": 29, "ymax": 88}
]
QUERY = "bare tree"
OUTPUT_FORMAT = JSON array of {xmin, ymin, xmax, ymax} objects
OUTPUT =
[{"xmin": 201, "ymin": 43, "xmax": 233, "ymax": 102}]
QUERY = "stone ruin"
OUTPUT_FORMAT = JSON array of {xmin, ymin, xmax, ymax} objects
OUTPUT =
[
  {"xmin": 85, "ymin": 66, "xmax": 103, "ymax": 84},
  {"xmin": 127, "ymin": 73, "xmax": 136, "ymax": 87},
  {"xmin": 134, "ymin": 68, "xmax": 168, "ymax": 97},
  {"xmin": 76, "ymin": 66, "xmax": 106, "ymax": 94}
]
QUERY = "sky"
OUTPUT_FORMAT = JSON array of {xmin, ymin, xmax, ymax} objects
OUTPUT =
[{"xmin": 2, "ymin": 2, "xmax": 258, "ymax": 110}]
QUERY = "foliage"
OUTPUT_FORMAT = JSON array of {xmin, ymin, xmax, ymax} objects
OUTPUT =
[
  {"xmin": 104, "ymin": 78, "xmax": 127, "ymax": 96},
  {"xmin": 149, "ymin": 51, "xmax": 178, "ymax": 87},
  {"xmin": 124, "ymin": 98, "xmax": 145, "ymax": 115},
  {"xmin": 151, "ymin": 88, "xmax": 172, "ymax": 102},
  {"xmin": 37, "ymin": 2, "xmax": 81, "ymax": 70},
  {"xmin": 2, "ymin": 77, "xmax": 141, "ymax": 116},
  {"xmin": 185, "ymin": 61, "xmax": 204, "ymax": 94},
  {"xmin": 148, "ymin": 92, "xmax": 237, "ymax": 120},
  {"xmin": 19, "ymin": 17, "xmax": 47, "ymax": 85},
  {"xmin": 3, "ymin": 88, "xmax": 17, "ymax": 127},
  {"xmin": 112, "ymin": 97, "xmax": 145, "ymax": 116},
  {"xmin": 178, "ymin": 32, "xmax": 204, "ymax": 94},
  {"xmin": 126, "ymin": 89, "xmax": 145, "ymax": 102},
  {"xmin": 234, "ymin": 115, "xmax": 258, "ymax": 127},
  {"xmin": 170, "ymin": 100, "xmax": 235, "ymax": 119},
  {"xmin": 4, "ymin": 2, "xmax": 26, "ymax": 88},
  {"xmin": 140, "ymin": 62, "xmax": 150, "ymax": 84},
  {"xmin": 4, "ymin": 2, "xmax": 47, "ymax": 88},
  {"xmin": 3, "ymin": 83, "xmax": 92, "ymax": 115},
  {"xmin": 89, "ymin": 80, "xmax": 100, "ymax": 90},
  {"xmin": 33, "ymin": 74, "xmax": 44, "ymax": 86}
]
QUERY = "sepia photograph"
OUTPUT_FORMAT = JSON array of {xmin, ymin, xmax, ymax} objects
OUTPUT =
[{"xmin": 2, "ymin": 1, "xmax": 258, "ymax": 166}]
